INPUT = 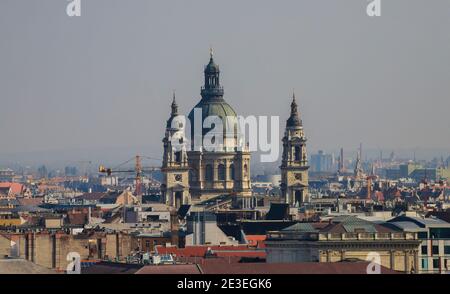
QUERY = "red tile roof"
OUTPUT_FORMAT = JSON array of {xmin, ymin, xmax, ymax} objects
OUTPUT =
[
  {"xmin": 135, "ymin": 264, "xmax": 201, "ymax": 274},
  {"xmin": 245, "ymin": 235, "xmax": 266, "ymax": 248},
  {"xmin": 156, "ymin": 245, "xmax": 266, "ymax": 259},
  {"xmin": 199, "ymin": 262, "xmax": 400, "ymax": 275},
  {"xmin": 0, "ymin": 182, "xmax": 24, "ymax": 195}
]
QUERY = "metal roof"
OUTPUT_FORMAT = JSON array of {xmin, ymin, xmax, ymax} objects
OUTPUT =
[{"xmin": 282, "ymin": 222, "xmax": 317, "ymax": 232}]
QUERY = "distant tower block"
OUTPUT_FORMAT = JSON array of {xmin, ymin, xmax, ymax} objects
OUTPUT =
[
  {"xmin": 161, "ymin": 93, "xmax": 190, "ymax": 209},
  {"xmin": 339, "ymin": 147, "xmax": 345, "ymax": 173},
  {"xmin": 280, "ymin": 92, "xmax": 310, "ymax": 207}
]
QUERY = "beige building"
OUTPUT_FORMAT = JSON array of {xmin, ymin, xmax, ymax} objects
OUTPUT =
[
  {"xmin": 265, "ymin": 217, "xmax": 422, "ymax": 273},
  {"xmin": 0, "ymin": 230, "xmax": 135, "ymax": 271}
]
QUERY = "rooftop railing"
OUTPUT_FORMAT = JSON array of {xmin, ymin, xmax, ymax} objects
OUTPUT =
[{"xmin": 266, "ymin": 231, "xmax": 418, "ymax": 241}]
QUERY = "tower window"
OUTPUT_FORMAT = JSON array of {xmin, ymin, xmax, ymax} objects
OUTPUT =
[
  {"xmin": 218, "ymin": 164, "xmax": 226, "ymax": 181},
  {"xmin": 294, "ymin": 146, "xmax": 301, "ymax": 161},
  {"xmin": 205, "ymin": 164, "xmax": 213, "ymax": 182},
  {"xmin": 230, "ymin": 164, "xmax": 235, "ymax": 181},
  {"xmin": 244, "ymin": 164, "xmax": 248, "ymax": 179},
  {"xmin": 175, "ymin": 151, "xmax": 182, "ymax": 163}
]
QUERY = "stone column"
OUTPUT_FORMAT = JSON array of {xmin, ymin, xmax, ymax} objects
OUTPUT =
[
  {"xmin": 404, "ymin": 250, "xmax": 409, "ymax": 273},
  {"xmin": 390, "ymin": 250, "xmax": 395, "ymax": 270},
  {"xmin": 414, "ymin": 250, "xmax": 419, "ymax": 274},
  {"xmin": 213, "ymin": 160, "xmax": 218, "ymax": 182},
  {"xmin": 224, "ymin": 159, "xmax": 228, "ymax": 189}
]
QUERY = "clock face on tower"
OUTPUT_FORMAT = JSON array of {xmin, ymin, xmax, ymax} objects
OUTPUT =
[
  {"xmin": 174, "ymin": 174, "xmax": 183, "ymax": 182},
  {"xmin": 295, "ymin": 173, "xmax": 302, "ymax": 180}
]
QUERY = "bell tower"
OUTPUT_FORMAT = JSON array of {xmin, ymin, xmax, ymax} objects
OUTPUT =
[
  {"xmin": 280, "ymin": 93, "xmax": 310, "ymax": 207},
  {"xmin": 161, "ymin": 93, "xmax": 190, "ymax": 208}
]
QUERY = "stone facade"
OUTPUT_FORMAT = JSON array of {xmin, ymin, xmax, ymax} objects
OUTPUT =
[
  {"xmin": 0, "ymin": 231, "xmax": 135, "ymax": 271},
  {"xmin": 265, "ymin": 231, "xmax": 421, "ymax": 273}
]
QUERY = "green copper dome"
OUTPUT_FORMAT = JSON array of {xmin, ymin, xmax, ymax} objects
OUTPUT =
[{"xmin": 188, "ymin": 99, "xmax": 237, "ymax": 123}]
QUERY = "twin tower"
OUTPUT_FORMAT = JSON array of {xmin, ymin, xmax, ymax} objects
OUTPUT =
[{"xmin": 161, "ymin": 53, "xmax": 309, "ymax": 209}]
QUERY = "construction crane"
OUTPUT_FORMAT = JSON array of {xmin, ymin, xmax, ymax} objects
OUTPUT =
[{"xmin": 98, "ymin": 155, "xmax": 161, "ymax": 198}]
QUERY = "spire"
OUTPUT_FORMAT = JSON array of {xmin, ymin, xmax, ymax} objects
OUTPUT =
[
  {"xmin": 171, "ymin": 91, "xmax": 178, "ymax": 116},
  {"xmin": 291, "ymin": 91, "xmax": 298, "ymax": 115},
  {"xmin": 286, "ymin": 91, "xmax": 302, "ymax": 127},
  {"xmin": 210, "ymin": 47, "xmax": 214, "ymax": 60}
]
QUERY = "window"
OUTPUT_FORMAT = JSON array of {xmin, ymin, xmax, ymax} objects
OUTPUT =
[
  {"xmin": 444, "ymin": 246, "xmax": 450, "ymax": 255},
  {"xmin": 175, "ymin": 151, "xmax": 182, "ymax": 163},
  {"xmin": 432, "ymin": 246, "xmax": 439, "ymax": 255},
  {"xmin": 421, "ymin": 245, "xmax": 428, "ymax": 255},
  {"xmin": 243, "ymin": 164, "xmax": 248, "ymax": 178},
  {"xmin": 218, "ymin": 164, "xmax": 226, "ymax": 181},
  {"xmin": 294, "ymin": 146, "xmax": 301, "ymax": 161},
  {"xmin": 421, "ymin": 258, "xmax": 428, "ymax": 270},
  {"xmin": 229, "ymin": 164, "xmax": 235, "ymax": 181},
  {"xmin": 205, "ymin": 164, "xmax": 213, "ymax": 182},
  {"xmin": 432, "ymin": 258, "xmax": 440, "ymax": 269},
  {"xmin": 430, "ymin": 228, "xmax": 450, "ymax": 239},
  {"xmin": 418, "ymin": 232, "xmax": 428, "ymax": 239},
  {"xmin": 145, "ymin": 240, "xmax": 150, "ymax": 250}
]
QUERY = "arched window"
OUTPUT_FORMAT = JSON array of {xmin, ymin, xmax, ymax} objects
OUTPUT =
[
  {"xmin": 243, "ymin": 164, "xmax": 248, "ymax": 179},
  {"xmin": 218, "ymin": 164, "xmax": 226, "ymax": 181},
  {"xmin": 174, "ymin": 151, "xmax": 182, "ymax": 163},
  {"xmin": 205, "ymin": 164, "xmax": 213, "ymax": 182},
  {"xmin": 230, "ymin": 164, "xmax": 235, "ymax": 181},
  {"xmin": 294, "ymin": 146, "xmax": 301, "ymax": 161}
]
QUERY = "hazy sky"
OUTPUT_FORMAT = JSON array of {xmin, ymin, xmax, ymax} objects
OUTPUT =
[{"xmin": 0, "ymin": 0, "xmax": 449, "ymax": 166}]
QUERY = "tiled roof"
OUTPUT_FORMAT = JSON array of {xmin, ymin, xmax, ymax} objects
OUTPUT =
[
  {"xmin": 199, "ymin": 261, "xmax": 400, "ymax": 275},
  {"xmin": 0, "ymin": 182, "xmax": 24, "ymax": 195},
  {"xmin": 155, "ymin": 245, "xmax": 266, "ymax": 258},
  {"xmin": 81, "ymin": 262, "xmax": 142, "ymax": 274},
  {"xmin": 321, "ymin": 217, "xmax": 393, "ymax": 234},
  {"xmin": 282, "ymin": 222, "xmax": 317, "ymax": 232},
  {"xmin": 135, "ymin": 264, "xmax": 200, "ymax": 274}
]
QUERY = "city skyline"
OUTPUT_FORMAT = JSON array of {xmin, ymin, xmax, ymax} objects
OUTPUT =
[{"xmin": 2, "ymin": 0, "xmax": 450, "ymax": 280}]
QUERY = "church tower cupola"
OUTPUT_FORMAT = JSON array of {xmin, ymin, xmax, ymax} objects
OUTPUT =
[
  {"xmin": 201, "ymin": 48, "xmax": 224, "ymax": 99},
  {"xmin": 286, "ymin": 93, "xmax": 302, "ymax": 128}
]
